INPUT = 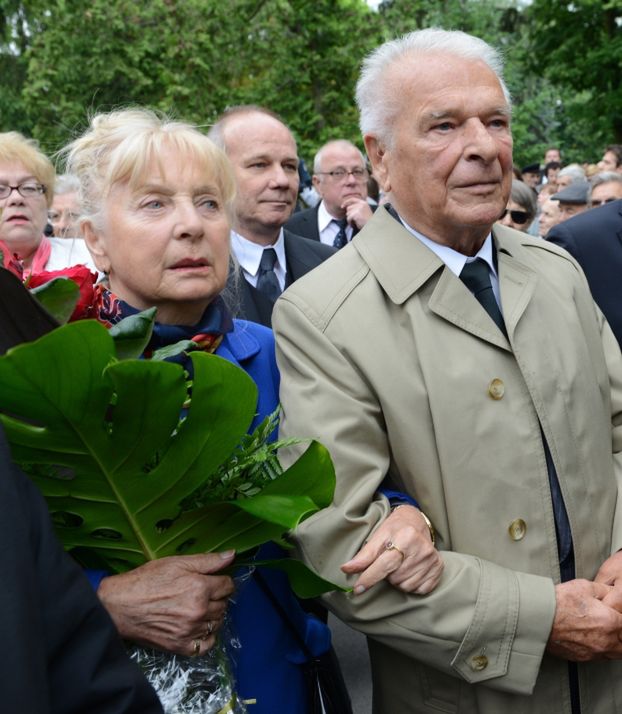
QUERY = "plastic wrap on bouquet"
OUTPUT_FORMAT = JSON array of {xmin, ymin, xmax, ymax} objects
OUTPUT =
[{"xmin": 128, "ymin": 638, "xmax": 247, "ymax": 714}]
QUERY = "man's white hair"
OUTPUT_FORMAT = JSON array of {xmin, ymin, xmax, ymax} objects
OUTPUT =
[
  {"xmin": 356, "ymin": 28, "xmax": 511, "ymax": 146},
  {"xmin": 313, "ymin": 139, "xmax": 367, "ymax": 174},
  {"xmin": 558, "ymin": 164, "xmax": 586, "ymax": 184}
]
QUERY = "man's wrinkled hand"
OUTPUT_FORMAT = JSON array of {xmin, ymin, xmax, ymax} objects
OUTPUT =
[
  {"xmin": 595, "ymin": 550, "xmax": 622, "ymax": 588},
  {"xmin": 546, "ymin": 579, "xmax": 622, "ymax": 661}
]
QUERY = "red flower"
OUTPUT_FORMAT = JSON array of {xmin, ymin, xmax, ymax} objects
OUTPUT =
[
  {"xmin": 0, "ymin": 240, "xmax": 24, "ymax": 280},
  {"xmin": 28, "ymin": 265, "xmax": 98, "ymax": 321}
]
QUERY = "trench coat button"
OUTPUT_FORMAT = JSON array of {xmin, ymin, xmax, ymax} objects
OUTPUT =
[
  {"xmin": 508, "ymin": 518, "xmax": 527, "ymax": 541},
  {"xmin": 488, "ymin": 378, "xmax": 505, "ymax": 400},
  {"xmin": 470, "ymin": 655, "xmax": 488, "ymax": 671}
]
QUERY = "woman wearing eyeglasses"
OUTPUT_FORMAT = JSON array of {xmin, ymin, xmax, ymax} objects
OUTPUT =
[
  {"xmin": 0, "ymin": 132, "xmax": 94, "ymax": 277},
  {"xmin": 497, "ymin": 178, "xmax": 537, "ymax": 233}
]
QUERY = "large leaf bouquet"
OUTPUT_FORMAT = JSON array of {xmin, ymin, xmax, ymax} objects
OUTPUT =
[{"xmin": 0, "ymin": 266, "xmax": 339, "ymax": 712}]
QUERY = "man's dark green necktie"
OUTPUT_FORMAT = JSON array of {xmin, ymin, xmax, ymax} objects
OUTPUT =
[{"xmin": 459, "ymin": 258, "xmax": 507, "ymax": 336}]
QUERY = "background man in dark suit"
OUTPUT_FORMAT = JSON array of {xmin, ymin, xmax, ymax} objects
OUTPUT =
[
  {"xmin": 547, "ymin": 198, "xmax": 622, "ymax": 348},
  {"xmin": 286, "ymin": 139, "xmax": 373, "ymax": 248},
  {"xmin": 209, "ymin": 107, "xmax": 334, "ymax": 327}
]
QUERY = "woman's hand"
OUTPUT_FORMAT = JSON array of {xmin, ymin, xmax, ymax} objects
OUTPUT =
[
  {"xmin": 341, "ymin": 505, "xmax": 443, "ymax": 596},
  {"xmin": 97, "ymin": 551, "xmax": 236, "ymax": 656}
]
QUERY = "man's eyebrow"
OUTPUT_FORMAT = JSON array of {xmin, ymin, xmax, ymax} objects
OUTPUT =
[
  {"xmin": 426, "ymin": 110, "xmax": 457, "ymax": 121},
  {"xmin": 244, "ymin": 153, "xmax": 270, "ymax": 163},
  {"xmin": 490, "ymin": 106, "xmax": 512, "ymax": 118},
  {"xmin": 425, "ymin": 106, "xmax": 511, "ymax": 122}
]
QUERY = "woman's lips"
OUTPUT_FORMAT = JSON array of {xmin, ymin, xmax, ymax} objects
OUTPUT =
[{"xmin": 170, "ymin": 258, "xmax": 210, "ymax": 270}]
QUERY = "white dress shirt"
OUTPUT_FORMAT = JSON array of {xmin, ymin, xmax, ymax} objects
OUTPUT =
[
  {"xmin": 398, "ymin": 214, "xmax": 502, "ymax": 310},
  {"xmin": 231, "ymin": 230, "xmax": 287, "ymax": 292},
  {"xmin": 317, "ymin": 201, "xmax": 354, "ymax": 247}
]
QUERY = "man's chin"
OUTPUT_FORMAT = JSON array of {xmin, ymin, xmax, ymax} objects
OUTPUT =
[{"xmin": 454, "ymin": 200, "xmax": 507, "ymax": 228}]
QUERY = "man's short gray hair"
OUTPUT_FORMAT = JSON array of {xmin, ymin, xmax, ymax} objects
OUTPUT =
[
  {"xmin": 356, "ymin": 28, "xmax": 510, "ymax": 146},
  {"xmin": 208, "ymin": 105, "xmax": 290, "ymax": 153},
  {"xmin": 313, "ymin": 140, "xmax": 367, "ymax": 174},
  {"xmin": 588, "ymin": 171, "xmax": 622, "ymax": 203},
  {"xmin": 558, "ymin": 164, "xmax": 586, "ymax": 184}
]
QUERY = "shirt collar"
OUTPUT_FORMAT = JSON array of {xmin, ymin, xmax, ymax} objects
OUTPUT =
[
  {"xmin": 231, "ymin": 228, "xmax": 287, "ymax": 278},
  {"xmin": 317, "ymin": 200, "xmax": 339, "ymax": 233},
  {"xmin": 398, "ymin": 214, "xmax": 496, "ymax": 280}
]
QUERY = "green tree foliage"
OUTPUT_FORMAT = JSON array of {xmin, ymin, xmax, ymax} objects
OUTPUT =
[
  {"xmin": 525, "ymin": 0, "xmax": 622, "ymax": 149},
  {"xmin": 0, "ymin": 0, "xmax": 43, "ymax": 136},
  {"xmin": 9, "ymin": 0, "xmax": 377, "ymax": 161},
  {"xmin": 0, "ymin": 0, "xmax": 618, "ymax": 164}
]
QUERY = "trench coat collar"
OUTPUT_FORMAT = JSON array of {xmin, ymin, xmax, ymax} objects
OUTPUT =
[{"xmin": 354, "ymin": 205, "xmax": 538, "ymax": 349}]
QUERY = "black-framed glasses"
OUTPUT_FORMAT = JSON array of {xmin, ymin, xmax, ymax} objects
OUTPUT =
[
  {"xmin": 501, "ymin": 208, "xmax": 529, "ymax": 224},
  {"xmin": 0, "ymin": 181, "xmax": 46, "ymax": 200},
  {"xmin": 316, "ymin": 168, "xmax": 368, "ymax": 181}
]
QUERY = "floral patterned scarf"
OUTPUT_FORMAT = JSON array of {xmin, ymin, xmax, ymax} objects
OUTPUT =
[{"xmin": 90, "ymin": 284, "xmax": 234, "ymax": 359}]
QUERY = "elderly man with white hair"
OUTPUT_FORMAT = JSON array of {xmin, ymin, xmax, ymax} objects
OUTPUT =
[{"xmin": 273, "ymin": 27, "xmax": 622, "ymax": 714}]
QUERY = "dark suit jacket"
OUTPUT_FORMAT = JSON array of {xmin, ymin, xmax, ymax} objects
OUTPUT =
[
  {"xmin": 546, "ymin": 199, "xmax": 622, "ymax": 348},
  {"xmin": 235, "ymin": 229, "xmax": 336, "ymax": 327},
  {"xmin": 285, "ymin": 201, "xmax": 377, "ymax": 245},
  {"xmin": 285, "ymin": 203, "xmax": 322, "ymax": 242},
  {"xmin": 0, "ymin": 426, "xmax": 163, "ymax": 714}
]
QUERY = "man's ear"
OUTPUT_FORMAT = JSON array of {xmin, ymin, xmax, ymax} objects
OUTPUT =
[
  {"xmin": 312, "ymin": 173, "xmax": 323, "ymax": 197},
  {"xmin": 82, "ymin": 221, "xmax": 111, "ymax": 274},
  {"xmin": 364, "ymin": 135, "xmax": 391, "ymax": 193}
]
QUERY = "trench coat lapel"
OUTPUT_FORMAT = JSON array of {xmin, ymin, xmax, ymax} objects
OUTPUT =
[
  {"xmin": 356, "ymin": 207, "xmax": 536, "ymax": 349},
  {"xmin": 493, "ymin": 225, "xmax": 539, "ymax": 339},
  {"xmin": 428, "ymin": 268, "xmax": 510, "ymax": 349}
]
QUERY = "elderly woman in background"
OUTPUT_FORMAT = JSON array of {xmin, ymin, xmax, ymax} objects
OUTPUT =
[
  {"xmin": 0, "ymin": 132, "xmax": 94, "ymax": 276},
  {"xmin": 497, "ymin": 178, "xmax": 537, "ymax": 233},
  {"xmin": 62, "ymin": 108, "xmax": 442, "ymax": 713},
  {"xmin": 48, "ymin": 173, "xmax": 81, "ymax": 238}
]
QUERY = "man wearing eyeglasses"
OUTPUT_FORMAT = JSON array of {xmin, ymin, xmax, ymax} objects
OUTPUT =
[{"xmin": 286, "ymin": 140, "xmax": 373, "ymax": 248}]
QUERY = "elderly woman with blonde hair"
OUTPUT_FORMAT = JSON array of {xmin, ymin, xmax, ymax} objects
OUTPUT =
[
  {"xmin": 61, "ymin": 107, "xmax": 334, "ymax": 713},
  {"xmin": 0, "ymin": 132, "xmax": 94, "ymax": 276}
]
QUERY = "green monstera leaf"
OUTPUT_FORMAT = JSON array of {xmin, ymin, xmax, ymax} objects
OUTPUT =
[{"xmin": 0, "ymin": 319, "xmax": 339, "ymax": 597}]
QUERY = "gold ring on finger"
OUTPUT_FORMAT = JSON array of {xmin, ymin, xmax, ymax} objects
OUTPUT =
[
  {"xmin": 192, "ymin": 639, "xmax": 201, "ymax": 656},
  {"xmin": 201, "ymin": 621, "xmax": 215, "ymax": 640},
  {"xmin": 385, "ymin": 540, "xmax": 406, "ymax": 559}
]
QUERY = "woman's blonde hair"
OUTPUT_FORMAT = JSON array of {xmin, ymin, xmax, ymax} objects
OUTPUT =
[
  {"xmin": 61, "ymin": 107, "xmax": 236, "ymax": 228},
  {"xmin": 0, "ymin": 132, "xmax": 55, "ymax": 207}
]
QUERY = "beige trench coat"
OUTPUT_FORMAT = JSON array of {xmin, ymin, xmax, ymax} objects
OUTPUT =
[{"xmin": 273, "ymin": 206, "xmax": 622, "ymax": 714}]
